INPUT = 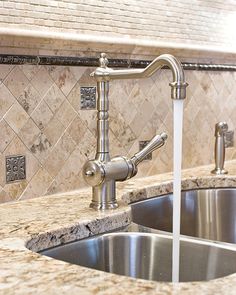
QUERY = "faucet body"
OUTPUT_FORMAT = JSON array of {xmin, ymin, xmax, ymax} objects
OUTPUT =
[
  {"xmin": 83, "ymin": 53, "xmax": 187, "ymax": 210},
  {"xmin": 211, "ymin": 122, "xmax": 228, "ymax": 175}
]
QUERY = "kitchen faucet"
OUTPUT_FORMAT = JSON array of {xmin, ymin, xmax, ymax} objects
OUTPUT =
[{"xmin": 83, "ymin": 53, "xmax": 188, "ymax": 210}]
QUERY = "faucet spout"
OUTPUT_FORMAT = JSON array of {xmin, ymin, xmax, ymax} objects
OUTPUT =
[{"xmin": 91, "ymin": 53, "xmax": 188, "ymax": 100}]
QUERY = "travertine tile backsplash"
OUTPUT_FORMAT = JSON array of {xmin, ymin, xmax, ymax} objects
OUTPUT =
[{"xmin": 0, "ymin": 64, "xmax": 236, "ymax": 203}]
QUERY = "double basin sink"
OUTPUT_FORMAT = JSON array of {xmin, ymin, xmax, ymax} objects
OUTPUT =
[{"xmin": 39, "ymin": 188, "xmax": 236, "ymax": 282}]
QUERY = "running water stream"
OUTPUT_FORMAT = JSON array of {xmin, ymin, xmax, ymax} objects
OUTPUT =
[{"xmin": 172, "ymin": 99, "xmax": 184, "ymax": 283}]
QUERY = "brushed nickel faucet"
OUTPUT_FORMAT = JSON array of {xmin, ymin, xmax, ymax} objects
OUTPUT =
[
  {"xmin": 83, "ymin": 53, "xmax": 188, "ymax": 210},
  {"xmin": 211, "ymin": 122, "xmax": 228, "ymax": 175}
]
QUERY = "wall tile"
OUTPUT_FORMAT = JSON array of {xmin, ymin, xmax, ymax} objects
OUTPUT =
[
  {"xmin": 0, "ymin": 64, "xmax": 236, "ymax": 203},
  {"xmin": 0, "ymin": 119, "xmax": 15, "ymax": 153},
  {"xmin": 0, "ymin": 83, "xmax": 15, "ymax": 118},
  {"xmin": 4, "ymin": 102, "xmax": 29, "ymax": 133},
  {"xmin": 4, "ymin": 67, "xmax": 29, "ymax": 98}
]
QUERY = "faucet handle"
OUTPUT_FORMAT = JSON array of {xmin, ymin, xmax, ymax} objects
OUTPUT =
[{"xmin": 131, "ymin": 132, "xmax": 168, "ymax": 166}]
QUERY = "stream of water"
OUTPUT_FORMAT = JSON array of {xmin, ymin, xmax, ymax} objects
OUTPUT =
[{"xmin": 172, "ymin": 99, "xmax": 184, "ymax": 283}]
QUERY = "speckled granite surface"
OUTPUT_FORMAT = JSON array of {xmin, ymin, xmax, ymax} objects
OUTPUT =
[{"xmin": 1, "ymin": 161, "xmax": 236, "ymax": 294}]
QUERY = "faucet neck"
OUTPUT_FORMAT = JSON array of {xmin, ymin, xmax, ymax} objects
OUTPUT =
[{"xmin": 91, "ymin": 53, "xmax": 188, "ymax": 100}]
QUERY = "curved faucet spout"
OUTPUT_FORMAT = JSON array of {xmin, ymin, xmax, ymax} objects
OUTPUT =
[{"xmin": 91, "ymin": 53, "xmax": 188, "ymax": 100}]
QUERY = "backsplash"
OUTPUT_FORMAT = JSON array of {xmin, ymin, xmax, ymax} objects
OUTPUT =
[{"xmin": 0, "ymin": 64, "xmax": 236, "ymax": 203}]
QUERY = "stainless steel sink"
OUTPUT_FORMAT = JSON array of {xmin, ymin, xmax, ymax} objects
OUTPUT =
[
  {"xmin": 131, "ymin": 188, "xmax": 236, "ymax": 243},
  {"xmin": 40, "ymin": 230, "xmax": 236, "ymax": 282}
]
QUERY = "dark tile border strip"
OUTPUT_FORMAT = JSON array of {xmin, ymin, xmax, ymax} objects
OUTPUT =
[{"xmin": 0, "ymin": 54, "xmax": 236, "ymax": 71}]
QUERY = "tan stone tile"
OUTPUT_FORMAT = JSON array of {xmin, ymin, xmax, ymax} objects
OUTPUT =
[
  {"xmin": 44, "ymin": 116, "xmax": 65, "ymax": 146},
  {"xmin": 31, "ymin": 66, "xmax": 54, "ymax": 96},
  {"xmin": 0, "ymin": 83, "xmax": 15, "ymax": 117},
  {"xmin": 46, "ymin": 145, "xmax": 87, "ymax": 194},
  {"xmin": 0, "ymin": 154, "xmax": 5, "ymax": 188},
  {"xmin": 0, "ymin": 65, "xmax": 13, "ymax": 82},
  {"xmin": 77, "ymin": 109, "xmax": 97, "ymax": 136},
  {"xmin": 3, "ymin": 180, "xmax": 28, "ymax": 201},
  {"xmin": 47, "ymin": 66, "xmax": 77, "ymax": 96},
  {"xmin": 69, "ymin": 66, "xmax": 86, "ymax": 81},
  {"xmin": 4, "ymin": 102, "xmax": 29, "ymax": 134},
  {"xmin": 19, "ymin": 168, "xmax": 53, "ymax": 200},
  {"xmin": 30, "ymin": 132, "xmax": 52, "ymax": 164},
  {"xmin": 78, "ymin": 128, "xmax": 96, "ymax": 159},
  {"xmin": 44, "ymin": 83, "xmax": 65, "ymax": 113},
  {"xmin": 55, "ymin": 99, "xmax": 77, "ymax": 128},
  {"xmin": 0, "ymin": 190, "xmax": 12, "ymax": 204},
  {"xmin": 67, "ymin": 81, "xmax": 80, "ymax": 111},
  {"xmin": 4, "ymin": 67, "xmax": 29, "ymax": 98},
  {"xmin": 31, "ymin": 99, "xmax": 54, "ymax": 130},
  {"xmin": 128, "ymin": 83, "xmax": 146, "ymax": 109},
  {"xmin": 67, "ymin": 116, "xmax": 87, "ymax": 145},
  {"xmin": 17, "ymin": 83, "xmax": 41, "ymax": 114},
  {"xmin": 0, "ymin": 119, "xmax": 15, "ymax": 153},
  {"xmin": 44, "ymin": 132, "xmax": 76, "ymax": 177},
  {"xmin": 78, "ymin": 67, "xmax": 96, "ymax": 85},
  {"xmin": 110, "ymin": 110, "xmax": 136, "ymax": 151},
  {"xmin": 20, "ymin": 65, "xmax": 41, "ymax": 81},
  {"xmin": 18, "ymin": 118, "xmax": 41, "ymax": 149}
]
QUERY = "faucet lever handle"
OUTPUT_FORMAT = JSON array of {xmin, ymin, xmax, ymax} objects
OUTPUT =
[{"xmin": 131, "ymin": 132, "xmax": 168, "ymax": 166}]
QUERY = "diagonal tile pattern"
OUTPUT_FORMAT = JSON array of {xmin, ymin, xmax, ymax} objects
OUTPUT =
[{"xmin": 0, "ymin": 64, "xmax": 236, "ymax": 203}]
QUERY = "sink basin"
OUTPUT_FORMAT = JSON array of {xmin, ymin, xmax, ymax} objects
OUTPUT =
[
  {"xmin": 131, "ymin": 188, "xmax": 236, "ymax": 243},
  {"xmin": 40, "ymin": 231, "xmax": 236, "ymax": 282}
]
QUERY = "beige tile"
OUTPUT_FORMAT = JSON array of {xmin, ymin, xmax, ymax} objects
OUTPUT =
[
  {"xmin": 20, "ymin": 168, "xmax": 53, "ymax": 200},
  {"xmin": 30, "ymin": 132, "xmax": 52, "ymax": 164},
  {"xmin": 17, "ymin": 83, "xmax": 41, "ymax": 114},
  {"xmin": 44, "ymin": 116, "xmax": 65, "ymax": 146},
  {"xmin": 18, "ymin": 118, "xmax": 41, "ymax": 149},
  {"xmin": 44, "ymin": 132, "xmax": 76, "ymax": 177},
  {"xmin": 44, "ymin": 83, "xmax": 65, "ymax": 113},
  {"xmin": 0, "ymin": 119, "xmax": 15, "ymax": 152},
  {"xmin": 77, "ymin": 128, "xmax": 96, "ymax": 159},
  {"xmin": 31, "ymin": 66, "xmax": 54, "ymax": 96},
  {"xmin": 0, "ymin": 65, "xmax": 13, "ymax": 82},
  {"xmin": 55, "ymin": 99, "xmax": 77, "ymax": 128},
  {"xmin": 46, "ymin": 145, "xmax": 87, "ymax": 194},
  {"xmin": 0, "ymin": 189, "xmax": 12, "ymax": 203},
  {"xmin": 4, "ymin": 102, "xmax": 29, "ymax": 134},
  {"xmin": 67, "ymin": 81, "xmax": 80, "ymax": 111},
  {"xmin": 3, "ymin": 180, "xmax": 28, "ymax": 201},
  {"xmin": 0, "ymin": 83, "xmax": 15, "ymax": 117},
  {"xmin": 31, "ymin": 99, "xmax": 54, "ymax": 130},
  {"xmin": 67, "ymin": 116, "xmax": 87, "ymax": 144},
  {"xmin": 47, "ymin": 66, "xmax": 77, "ymax": 96},
  {"xmin": 0, "ymin": 154, "xmax": 5, "ymax": 188},
  {"xmin": 20, "ymin": 65, "xmax": 41, "ymax": 81},
  {"xmin": 4, "ymin": 67, "xmax": 29, "ymax": 98}
]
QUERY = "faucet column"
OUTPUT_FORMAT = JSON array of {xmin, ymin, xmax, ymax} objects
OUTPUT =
[
  {"xmin": 90, "ymin": 79, "xmax": 117, "ymax": 210},
  {"xmin": 96, "ymin": 81, "xmax": 110, "ymax": 162}
]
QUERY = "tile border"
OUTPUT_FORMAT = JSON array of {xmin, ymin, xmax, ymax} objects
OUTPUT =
[{"xmin": 0, "ymin": 54, "xmax": 236, "ymax": 71}]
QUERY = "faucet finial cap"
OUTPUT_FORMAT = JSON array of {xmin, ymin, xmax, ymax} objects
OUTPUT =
[{"xmin": 99, "ymin": 53, "xmax": 109, "ymax": 68}]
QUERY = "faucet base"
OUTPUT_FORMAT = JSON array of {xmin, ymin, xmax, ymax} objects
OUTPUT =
[
  {"xmin": 89, "ymin": 200, "xmax": 118, "ymax": 210},
  {"xmin": 211, "ymin": 168, "xmax": 228, "ymax": 175},
  {"xmin": 89, "ymin": 180, "xmax": 118, "ymax": 210}
]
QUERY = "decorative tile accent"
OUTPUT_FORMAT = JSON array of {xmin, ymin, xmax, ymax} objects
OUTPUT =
[
  {"xmin": 6, "ymin": 155, "xmax": 26, "ymax": 183},
  {"xmin": 139, "ymin": 141, "xmax": 152, "ymax": 161},
  {"xmin": 80, "ymin": 86, "xmax": 96, "ymax": 110}
]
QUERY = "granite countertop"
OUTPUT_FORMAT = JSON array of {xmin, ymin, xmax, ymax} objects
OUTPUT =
[{"xmin": 1, "ymin": 161, "xmax": 236, "ymax": 294}]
